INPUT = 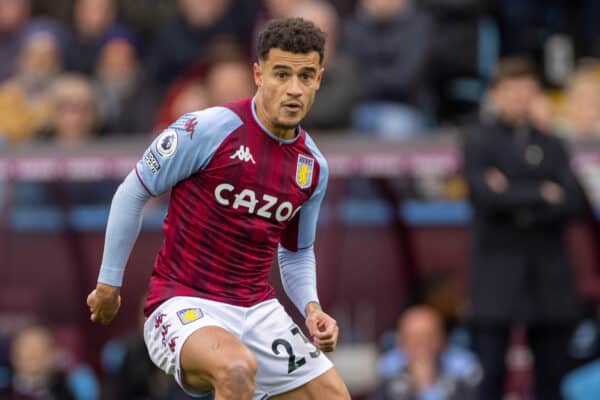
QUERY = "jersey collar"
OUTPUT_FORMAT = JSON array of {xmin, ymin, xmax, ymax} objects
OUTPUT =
[{"xmin": 251, "ymin": 97, "xmax": 302, "ymax": 144}]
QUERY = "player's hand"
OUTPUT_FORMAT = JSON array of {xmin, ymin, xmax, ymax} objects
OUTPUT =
[
  {"xmin": 305, "ymin": 303, "xmax": 339, "ymax": 353},
  {"xmin": 87, "ymin": 283, "xmax": 121, "ymax": 325}
]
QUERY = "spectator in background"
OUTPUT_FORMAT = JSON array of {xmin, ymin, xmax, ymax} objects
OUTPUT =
[
  {"xmin": 0, "ymin": 324, "xmax": 98, "ymax": 400},
  {"xmin": 39, "ymin": 74, "xmax": 100, "ymax": 144},
  {"xmin": 374, "ymin": 306, "xmax": 481, "ymax": 400},
  {"xmin": 488, "ymin": 0, "xmax": 562, "ymax": 59},
  {"xmin": 64, "ymin": 0, "xmax": 130, "ymax": 74},
  {"xmin": 0, "ymin": 18, "xmax": 65, "ymax": 143},
  {"xmin": 152, "ymin": 38, "xmax": 249, "ymax": 133},
  {"xmin": 0, "ymin": 0, "xmax": 31, "ymax": 82},
  {"xmin": 562, "ymin": 345, "xmax": 600, "ymax": 400},
  {"xmin": 1, "ymin": 324, "xmax": 74, "ymax": 400},
  {"xmin": 556, "ymin": 63, "xmax": 600, "ymax": 139},
  {"xmin": 204, "ymin": 56, "xmax": 255, "ymax": 106},
  {"xmin": 148, "ymin": 0, "xmax": 252, "ymax": 89},
  {"xmin": 250, "ymin": 0, "xmax": 309, "ymax": 60},
  {"xmin": 418, "ymin": 270, "xmax": 469, "ymax": 345},
  {"xmin": 292, "ymin": 0, "xmax": 360, "ymax": 131},
  {"xmin": 463, "ymin": 57, "xmax": 583, "ymax": 400},
  {"xmin": 116, "ymin": 0, "xmax": 179, "ymax": 45},
  {"xmin": 421, "ymin": 0, "xmax": 481, "ymax": 81},
  {"xmin": 94, "ymin": 30, "xmax": 158, "ymax": 135},
  {"xmin": 343, "ymin": 0, "xmax": 434, "ymax": 138},
  {"xmin": 420, "ymin": 0, "xmax": 486, "ymax": 122},
  {"xmin": 153, "ymin": 79, "xmax": 210, "ymax": 133},
  {"xmin": 490, "ymin": 0, "xmax": 600, "ymax": 60},
  {"xmin": 261, "ymin": 0, "xmax": 306, "ymax": 20},
  {"xmin": 101, "ymin": 299, "xmax": 201, "ymax": 400}
]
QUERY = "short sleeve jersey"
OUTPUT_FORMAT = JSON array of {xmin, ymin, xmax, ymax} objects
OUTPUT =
[{"xmin": 136, "ymin": 98, "xmax": 328, "ymax": 316}]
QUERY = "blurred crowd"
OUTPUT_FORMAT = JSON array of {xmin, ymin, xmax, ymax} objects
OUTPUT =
[
  {"xmin": 2, "ymin": 0, "xmax": 600, "ymax": 145},
  {"xmin": 3, "ymin": 1, "xmax": 600, "ymax": 400}
]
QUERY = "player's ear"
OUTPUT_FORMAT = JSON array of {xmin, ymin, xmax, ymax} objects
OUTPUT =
[
  {"xmin": 253, "ymin": 62, "xmax": 263, "ymax": 87},
  {"xmin": 315, "ymin": 67, "xmax": 325, "ymax": 90}
]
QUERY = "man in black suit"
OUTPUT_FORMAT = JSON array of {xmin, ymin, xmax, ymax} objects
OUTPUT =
[{"xmin": 463, "ymin": 57, "xmax": 583, "ymax": 400}]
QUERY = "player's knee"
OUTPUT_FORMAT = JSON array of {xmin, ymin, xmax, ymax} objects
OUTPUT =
[
  {"xmin": 320, "ymin": 372, "xmax": 351, "ymax": 400},
  {"xmin": 214, "ymin": 353, "xmax": 257, "ymax": 394},
  {"xmin": 334, "ymin": 385, "xmax": 351, "ymax": 400},
  {"xmin": 325, "ymin": 381, "xmax": 350, "ymax": 400}
]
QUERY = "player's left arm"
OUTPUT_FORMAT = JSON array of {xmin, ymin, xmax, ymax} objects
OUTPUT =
[
  {"xmin": 279, "ymin": 151, "xmax": 338, "ymax": 351},
  {"xmin": 278, "ymin": 245, "xmax": 338, "ymax": 352}
]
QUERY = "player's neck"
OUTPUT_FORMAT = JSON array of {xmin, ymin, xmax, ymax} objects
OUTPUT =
[{"xmin": 254, "ymin": 97, "xmax": 297, "ymax": 140}]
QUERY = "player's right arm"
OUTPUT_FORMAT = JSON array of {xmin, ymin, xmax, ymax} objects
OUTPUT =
[
  {"xmin": 87, "ymin": 108, "xmax": 242, "ymax": 325},
  {"xmin": 87, "ymin": 170, "xmax": 150, "ymax": 324}
]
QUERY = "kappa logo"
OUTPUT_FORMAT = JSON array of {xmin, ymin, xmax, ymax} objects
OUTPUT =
[
  {"xmin": 184, "ymin": 117, "xmax": 197, "ymax": 138},
  {"xmin": 168, "ymin": 337, "xmax": 179, "ymax": 353},
  {"xmin": 161, "ymin": 324, "xmax": 171, "ymax": 345},
  {"xmin": 230, "ymin": 145, "xmax": 256, "ymax": 164},
  {"xmin": 154, "ymin": 313, "xmax": 167, "ymax": 329}
]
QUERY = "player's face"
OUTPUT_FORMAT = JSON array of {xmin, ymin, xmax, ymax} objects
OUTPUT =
[{"xmin": 254, "ymin": 48, "xmax": 323, "ymax": 138}]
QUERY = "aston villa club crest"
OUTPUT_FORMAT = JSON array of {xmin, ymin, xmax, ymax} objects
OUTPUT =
[
  {"xmin": 296, "ymin": 155, "xmax": 314, "ymax": 189},
  {"xmin": 176, "ymin": 308, "xmax": 204, "ymax": 325}
]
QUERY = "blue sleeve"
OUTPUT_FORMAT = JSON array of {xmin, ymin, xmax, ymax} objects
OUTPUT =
[
  {"xmin": 97, "ymin": 171, "xmax": 150, "ymax": 286},
  {"xmin": 277, "ymin": 244, "xmax": 319, "ymax": 317},
  {"xmin": 292, "ymin": 135, "xmax": 329, "ymax": 250},
  {"xmin": 136, "ymin": 107, "xmax": 243, "ymax": 196}
]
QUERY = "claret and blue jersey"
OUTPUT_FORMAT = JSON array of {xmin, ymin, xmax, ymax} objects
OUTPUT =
[{"xmin": 136, "ymin": 98, "xmax": 329, "ymax": 316}]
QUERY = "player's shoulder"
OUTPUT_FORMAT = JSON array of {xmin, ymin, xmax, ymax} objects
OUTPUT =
[
  {"xmin": 302, "ymin": 130, "xmax": 328, "ymax": 172},
  {"xmin": 170, "ymin": 106, "xmax": 243, "ymax": 139}
]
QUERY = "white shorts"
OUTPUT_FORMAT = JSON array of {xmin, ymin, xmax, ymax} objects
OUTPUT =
[{"xmin": 143, "ymin": 296, "xmax": 333, "ymax": 399}]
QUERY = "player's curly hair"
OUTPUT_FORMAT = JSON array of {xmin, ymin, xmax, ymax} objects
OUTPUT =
[{"xmin": 257, "ymin": 17, "xmax": 326, "ymax": 64}]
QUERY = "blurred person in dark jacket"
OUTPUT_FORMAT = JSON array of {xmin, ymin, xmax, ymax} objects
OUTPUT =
[
  {"xmin": 93, "ymin": 30, "xmax": 158, "ymax": 135},
  {"xmin": 292, "ymin": 0, "xmax": 360, "ymax": 131},
  {"xmin": 420, "ymin": 0, "xmax": 485, "ymax": 122},
  {"xmin": 342, "ymin": 0, "xmax": 434, "ymax": 138},
  {"xmin": 147, "ymin": 0, "xmax": 252, "ymax": 89},
  {"xmin": 463, "ymin": 57, "xmax": 584, "ymax": 400},
  {"xmin": 373, "ymin": 306, "xmax": 481, "ymax": 400},
  {"xmin": 64, "ymin": 0, "xmax": 133, "ymax": 75}
]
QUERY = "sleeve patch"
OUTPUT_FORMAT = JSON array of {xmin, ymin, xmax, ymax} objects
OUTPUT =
[
  {"xmin": 155, "ymin": 129, "xmax": 178, "ymax": 158},
  {"xmin": 143, "ymin": 151, "xmax": 161, "ymax": 173}
]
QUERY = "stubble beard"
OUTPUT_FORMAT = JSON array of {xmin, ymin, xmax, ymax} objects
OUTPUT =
[{"xmin": 274, "ymin": 114, "xmax": 304, "ymax": 131}]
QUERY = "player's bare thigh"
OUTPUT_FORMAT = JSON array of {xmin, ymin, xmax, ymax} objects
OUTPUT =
[
  {"xmin": 180, "ymin": 326, "xmax": 258, "ymax": 397},
  {"xmin": 270, "ymin": 368, "xmax": 350, "ymax": 400}
]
